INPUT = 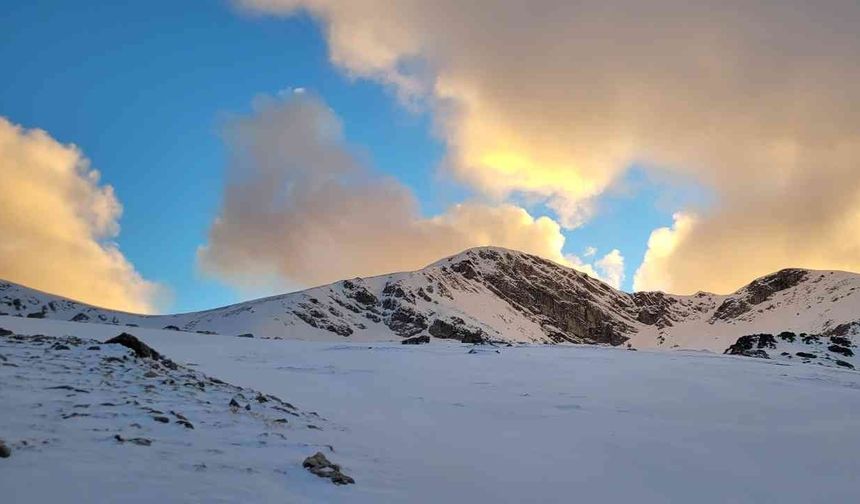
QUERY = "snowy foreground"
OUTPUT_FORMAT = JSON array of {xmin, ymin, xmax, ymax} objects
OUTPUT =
[{"xmin": 2, "ymin": 316, "xmax": 859, "ymax": 503}]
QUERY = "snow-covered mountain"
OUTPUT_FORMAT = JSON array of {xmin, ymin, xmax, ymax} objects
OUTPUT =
[{"xmin": 1, "ymin": 246, "xmax": 858, "ymax": 365}]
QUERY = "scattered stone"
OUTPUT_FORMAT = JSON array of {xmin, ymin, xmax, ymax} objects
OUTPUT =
[
  {"xmin": 229, "ymin": 398, "xmax": 241, "ymax": 409},
  {"xmin": 50, "ymin": 343, "xmax": 71, "ymax": 350},
  {"xmin": 796, "ymin": 352, "xmax": 817, "ymax": 359},
  {"xmin": 0, "ymin": 328, "xmax": 13, "ymax": 337},
  {"xmin": 152, "ymin": 416, "xmax": 170, "ymax": 423},
  {"xmin": 0, "ymin": 439, "xmax": 11, "ymax": 458},
  {"xmin": 176, "ymin": 420, "xmax": 195, "ymax": 429},
  {"xmin": 163, "ymin": 325, "xmax": 180, "ymax": 331},
  {"xmin": 87, "ymin": 345, "xmax": 101, "ymax": 351},
  {"xmin": 46, "ymin": 385, "xmax": 90, "ymax": 393},
  {"xmin": 401, "ymin": 335, "xmax": 430, "ymax": 345},
  {"xmin": 236, "ymin": 333, "xmax": 255, "ymax": 338},
  {"xmin": 835, "ymin": 360, "xmax": 855, "ymax": 369},
  {"xmin": 114, "ymin": 434, "xmax": 151, "ymax": 446},
  {"xmin": 302, "ymin": 452, "xmax": 355, "ymax": 485},
  {"xmin": 144, "ymin": 371, "xmax": 159, "ymax": 378},
  {"xmin": 255, "ymin": 393, "xmax": 269, "ymax": 403}
]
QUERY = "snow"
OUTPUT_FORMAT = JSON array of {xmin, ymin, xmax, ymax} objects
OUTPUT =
[{"xmin": 3, "ymin": 315, "xmax": 859, "ymax": 503}]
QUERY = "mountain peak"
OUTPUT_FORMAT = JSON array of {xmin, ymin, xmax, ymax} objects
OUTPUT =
[{"xmin": 2, "ymin": 248, "xmax": 859, "ymax": 364}]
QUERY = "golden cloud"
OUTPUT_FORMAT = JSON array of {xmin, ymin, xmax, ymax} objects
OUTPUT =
[
  {"xmin": 0, "ymin": 117, "xmax": 160, "ymax": 312},
  {"xmin": 198, "ymin": 94, "xmax": 625, "ymax": 290},
  {"xmin": 239, "ymin": 0, "xmax": 860, "ymax": 291}
]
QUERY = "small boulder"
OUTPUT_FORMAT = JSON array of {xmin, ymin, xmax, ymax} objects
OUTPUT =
[
  {"xmin": 236, "ymin": 333, "xmax": 255, "ymax": 338},
  {"xmin": 105, "ymin": 333, "xmax": 162, "ymax": 360},
  {"xmin": 0, "ymin": 439, "xmax": 11, "ymax": 458},
  {"xmin": 303, "ymin": 452, "xmax": 355, "ymax": 485}
]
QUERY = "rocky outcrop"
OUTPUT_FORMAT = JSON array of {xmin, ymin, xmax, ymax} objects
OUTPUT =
[
  {"xmin": 428, "ymin": 318, "xmax": 485, "ymax": 343},
  {"xmin": 724, "ymin": 334, "xmax": 777, "ymax": 358},
  {"xmin": 303, "ymin": 452, "xmax": 355, "ymax": 485}
]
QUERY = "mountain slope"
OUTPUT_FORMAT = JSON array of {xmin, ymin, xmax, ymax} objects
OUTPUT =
[{"xmin": 2, "ymin": 247, "xmax": 859, "ymax": 361}]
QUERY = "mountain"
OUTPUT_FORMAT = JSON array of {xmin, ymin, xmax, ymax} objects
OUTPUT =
[{"xmin": 1, "ymin": 247, "xmax": 858, "ymax": 367}]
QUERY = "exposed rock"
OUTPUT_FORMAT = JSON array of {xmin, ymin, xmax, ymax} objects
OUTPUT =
[
  {"xmin": 724, "ymin": 334, "xmax": 777, "ymax": 358},
  {"xmin": 114, "ymin": 434, "xmax": 152, "ymax": 446},
  {"xmin": 302, "ymin": 452, "xmax": 355, "ymax": 485},
  {"xmin": 0, "ymin": 327, "xmax": 12, "ymax": 337},
  {"xmin": 0, "ymin": 439, "xmax": 10, "ymax": 458},
  {"xmin": 104, "ymin": 333, "xmax": 162, "ymax": 360},
  {"xmin": 796, "ymin": 352, "xmax": 817, "ymax": 359},
  {"xmin": 163, "ymin": 325, "xmax": 180, "ymax": 331},
  {"xmin": 176, "ymin": 420, "xmax": 195, "ymax": 429},
  {"xmin": 712, "ymin": 269, "xmax": 808, "ymax": 322},
  {"xmin": 401, "ymin": 335, "xmax": 430, "ymax": 345},
  {"xmin": 236, "ymin": 333, "xmax": 254, "ymax": 338},
  {"xmin": 428, "ymin": 318, "xmax": 485, "ymax": 344},
  {"xmin": 153, "ymin": 416, "xmax": 170, "ymax": 423},
  {"xmin": 835, "ymin": 360, "xmax": 855, "ymax": 369},
  {"xmin": 386, "ymin": 306, "xmax": 428, "ymax": 337},
  {"xmin": 828, "ymin": 345, "xmax": 854, "ymax": 357}
]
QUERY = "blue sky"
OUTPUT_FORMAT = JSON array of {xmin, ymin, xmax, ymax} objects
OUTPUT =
[{"xmin": 0, "ymin": 0, "xmax": 685, "ymax": 312}]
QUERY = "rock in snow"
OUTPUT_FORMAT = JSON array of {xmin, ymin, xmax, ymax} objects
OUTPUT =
[{"xmin": 303, "ymin": 451, "xmax": 355, "ymax": 485}]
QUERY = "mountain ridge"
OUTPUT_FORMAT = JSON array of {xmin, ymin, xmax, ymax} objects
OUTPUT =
[{"xmin": 2, "ymin": 246, "xmax": 859, "ymax": 366}]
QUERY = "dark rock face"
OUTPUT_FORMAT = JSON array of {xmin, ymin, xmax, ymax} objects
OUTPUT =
[
  {"xmin": 0, "ymin": 439, "xmax": 11, "ymax": 458},
  {"xmin": 712, "ymin": 269, "xmax": 808, "ymax": 322},
  {"xmin": 0, "ymin": 327, "xmax": 12, "ymax": 337},
  {"xmin": 724, "ymin": 334, "xmax": 777, "ymax": 358},
  {"xmin": 401, "ymin": 335, "xmax": 430, "ymax": 345},
  {"xmin": 236, "ymin": 333, "xmax": 254, "ymax": 338},
  {"xmin": 828, "ymin": 345, "xmax": 854, "ymax": 357},
  {"xmin": 796, "ymin": 352, "xmax": 817, "ymax": 359},
  {"xmin": 777, "ymin": 331, "xmax": 797, "ymax": 342},
  {"xmin": 830, "ymin": 336, "xmax": 853, "ymax": 347},
  {"xmin": 428, "ymin": 318, "xmax": 485, "ymax": 344},
  {"xmin": 450, "ymin": 249, "xmax": 633, "ymax": 345},
  {"xmin": 386, "ymin": 306, "xmax": 428, "ymax": 337},
  {"xmin": 303, "ymin": 452, "xmax": 355, "ymax": 485}
]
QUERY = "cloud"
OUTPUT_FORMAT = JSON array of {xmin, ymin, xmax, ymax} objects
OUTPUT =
[
  {"xmin": 0, "ymin": 117, "xmax": 160, "ymax": 312},
  {"xmin": 238, "ymin": 0, "xmax": 860, "ymax": 291},
  {"xmin": 566, "ymin": 249, "xmax": 625, "ymax": 290},
  {"xmin": 198, "ymin": 93, "xmax": 623, "ymax": 290}
]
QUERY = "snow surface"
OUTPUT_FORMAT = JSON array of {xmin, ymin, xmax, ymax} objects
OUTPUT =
[{"xmin": 3, "ymin": 315, "xmax": 859, "ymax": 503}]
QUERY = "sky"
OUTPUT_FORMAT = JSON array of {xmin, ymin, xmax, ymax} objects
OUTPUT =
[{"xmin": 2, "ymin": 0, "xmax": 859, "ymax": 314}]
